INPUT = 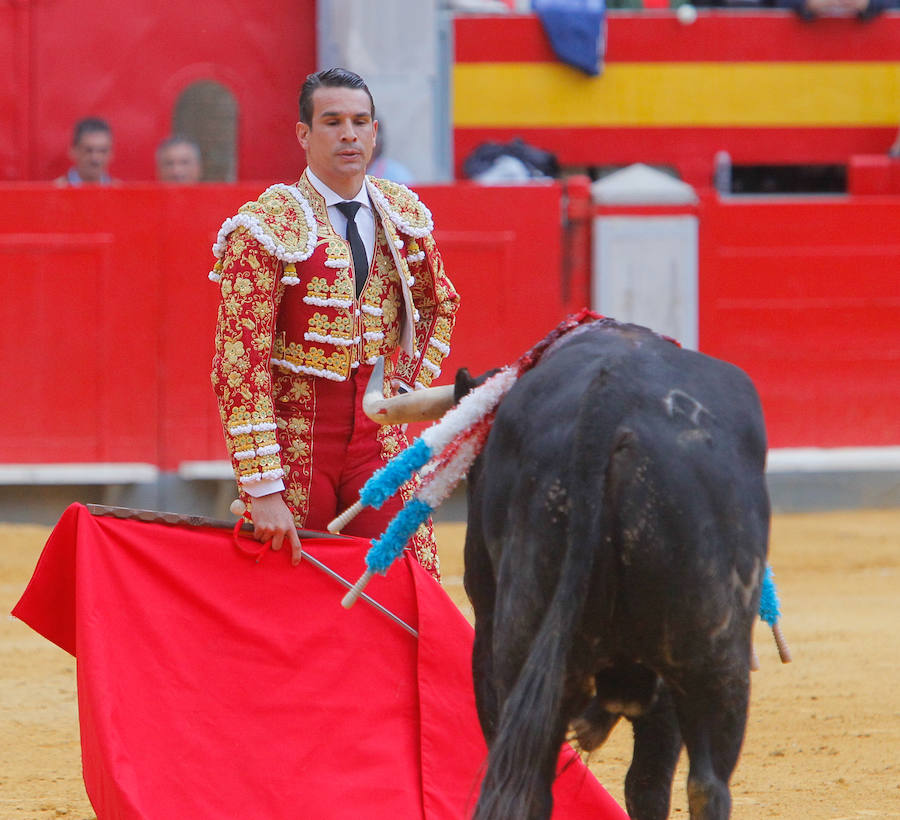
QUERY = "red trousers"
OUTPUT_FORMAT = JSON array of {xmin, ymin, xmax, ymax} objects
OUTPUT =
[
  {"xmin": 264, "ymin": 362, "xmax": 439, "ymax": 576},
  {"xmin": 303, "ymin": 363, "xmax": 406, "ymax": 534}
]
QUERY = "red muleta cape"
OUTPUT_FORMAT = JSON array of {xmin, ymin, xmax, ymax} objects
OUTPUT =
[{"xmin": 13, "ymin": 503, "xmax": 626, "ymax": 820}]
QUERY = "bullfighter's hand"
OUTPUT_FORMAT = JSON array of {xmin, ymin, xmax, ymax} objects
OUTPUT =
[{"xmin": 250, "ymin": 493, "xmax": 302, "ymax": 566}]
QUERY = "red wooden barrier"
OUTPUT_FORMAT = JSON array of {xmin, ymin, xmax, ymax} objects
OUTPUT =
[
  {"xmin": 0, "ymin": 183, "xmax": 572, "ymax": 470},
  {"xmin": 0, "ymin": 184, "xmax": 245, "ymax": 467},
  {"xmin": 698, "ymin": 194, "xmax": 900, "ymax": 448},
  {"xmin": 1, "ymin": 183, "xmax": 897, "ymax": 474}
]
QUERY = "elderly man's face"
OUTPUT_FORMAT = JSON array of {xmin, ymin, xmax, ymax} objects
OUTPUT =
[
  {"xmin": 157, "ymin": 144, "xmax": 203, "ymax": 183},
  {"xmin": 70, "ymin": 130, "xmax": 113, "ymax": 183}
]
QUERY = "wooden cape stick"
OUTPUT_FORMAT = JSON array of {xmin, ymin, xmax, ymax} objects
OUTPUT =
[{"xmin": 86, "ymin": 504, "xmax": 418, "ymax": 638}]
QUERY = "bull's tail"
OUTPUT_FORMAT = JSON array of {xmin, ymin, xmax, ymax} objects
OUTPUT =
[{"xmin": 474, "ymin": 371, "xmax": 611, "ymax": 820}]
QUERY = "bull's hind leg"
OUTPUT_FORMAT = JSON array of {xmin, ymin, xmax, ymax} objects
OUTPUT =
[
  {"xmin": 625, "ymin": 684, "xmax": 682, "ymax": 820},
  {"xmin": 672, "ymin": 671, "xmax": 750, "ymax": 820}
]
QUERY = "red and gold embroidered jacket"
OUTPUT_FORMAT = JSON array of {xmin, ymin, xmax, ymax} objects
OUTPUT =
[{"xmin": 209, "ymin": 172, "xmax": 460, "ymax": 487}]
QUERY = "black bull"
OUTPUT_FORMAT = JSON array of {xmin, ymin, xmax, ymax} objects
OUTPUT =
[{"xmin": 457, "ymin": 321, "xmax": 770, "ymax": 820}]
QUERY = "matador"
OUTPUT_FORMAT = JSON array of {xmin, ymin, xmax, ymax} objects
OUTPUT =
[{"xmin": 210, "ymin": 69, "xmax": 459, "ymax": 578}]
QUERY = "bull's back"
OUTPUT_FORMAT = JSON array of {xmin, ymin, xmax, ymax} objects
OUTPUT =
[
  {"xmin": 483, "ymin": 320, "xmax": 767, "ymax": 489},
  {"xmin": 473, "ymin": 321, "xmax": 769, "ymax": 658}
]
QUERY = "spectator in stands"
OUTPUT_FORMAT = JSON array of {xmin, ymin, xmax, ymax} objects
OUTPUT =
[
  {"xmin": 156, "ymin": 136, "xmax": 203, "ymax": 183},
  {"xmin": 366, "ymin": 120, "xmax": 414, "ymax": 184},
  {"xmin": 890, "ymin": 128, "xmax": 900, "ymax": 158},
  {"xmin": 54, "ymin": 117, "xmax": 116, "ymax": 186}
]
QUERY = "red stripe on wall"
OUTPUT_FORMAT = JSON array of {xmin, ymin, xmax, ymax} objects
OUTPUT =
[
  {"xmin": 454, "ymin": 126, "xmax": 898, "ymax": 185},
  {"xmin": 455, "ymin": 16, "xmax": 557, "ymax": 63},
  {"xmin": 454, "ymin": 14, "xmax": 900, "ymax": 64}
]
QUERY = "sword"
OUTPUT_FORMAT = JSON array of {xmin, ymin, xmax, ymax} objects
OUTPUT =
[{"xmin": 86, "ymin": 504, "xmax": 418, "ymax": 639}]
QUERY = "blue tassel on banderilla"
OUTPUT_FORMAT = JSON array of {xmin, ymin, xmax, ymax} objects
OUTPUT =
[{"xmin": 333, "ymin": 369, "xmax": 518, "ymax": 608}]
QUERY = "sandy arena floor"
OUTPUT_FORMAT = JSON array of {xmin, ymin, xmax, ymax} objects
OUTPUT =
[{"xmin": 2, "ymin": 509, "xmax": 899, "ymax": 819}]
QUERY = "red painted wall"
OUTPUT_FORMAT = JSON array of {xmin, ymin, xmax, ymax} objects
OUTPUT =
[
  {"xmin": 0, "ymin": 0, "xmax": 317, "ymax": 182},
  {"xmin": 0, "ymin": 184, "xmax": 240, "ymax": 466}
]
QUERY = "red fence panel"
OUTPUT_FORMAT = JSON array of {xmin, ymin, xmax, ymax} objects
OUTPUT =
[
  {"xmin": 698, "ymin": 194, "xmax": 900, "ymax": 448},
  {"xmin": 0, "ymin": 185, "xmax": 251, "ymax": 467},
  {"xmin": 0, "ymin": 183, "xmax": 575, "ymax": 470},
  {"xmin": 1, "ymin": 183, "xmax": 897, "ymax": 470},
  {"xmin": 423, "ymin": 182, "xmax": 573, "ymax": 378}
]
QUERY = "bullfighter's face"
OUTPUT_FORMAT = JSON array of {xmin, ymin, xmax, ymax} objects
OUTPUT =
[{"xmin": 295, "ymin": 86, "xmax": 378, "ymax": 199}]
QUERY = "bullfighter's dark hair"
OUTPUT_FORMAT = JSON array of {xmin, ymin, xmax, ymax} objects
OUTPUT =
[{"xmin": 298, "ymin": 68, "xmax": 375, "ymax": 125}]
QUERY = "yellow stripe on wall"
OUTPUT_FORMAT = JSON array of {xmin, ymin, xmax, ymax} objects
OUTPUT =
[{"xmin": 454, "ymin": 62, "xmax": 900, "ymax": 127}]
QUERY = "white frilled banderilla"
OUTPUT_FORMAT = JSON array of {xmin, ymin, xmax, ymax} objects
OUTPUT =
[{"xmin": 329, "ymin": 356, "xmax": 517, "ymax": 608}]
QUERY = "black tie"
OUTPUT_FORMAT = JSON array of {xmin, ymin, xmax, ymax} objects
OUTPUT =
[{"xmin": 336, "ymin": 200, "xmax": 368, "ymax": 299}]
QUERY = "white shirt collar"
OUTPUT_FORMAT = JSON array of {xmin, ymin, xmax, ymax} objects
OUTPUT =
[{"xmin": 305, "ymin": 168, "xmax": 370, "ymax": 210}]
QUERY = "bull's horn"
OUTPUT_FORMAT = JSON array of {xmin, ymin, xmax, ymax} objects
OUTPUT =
[{"xmin": 363, "ymin": 357, "xmax": 455, "ymax": 424}]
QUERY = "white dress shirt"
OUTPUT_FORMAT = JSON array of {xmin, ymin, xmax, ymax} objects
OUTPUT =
[{"xmin": 306, "ymin": 168, "xmax": 375, "ymax": 270}]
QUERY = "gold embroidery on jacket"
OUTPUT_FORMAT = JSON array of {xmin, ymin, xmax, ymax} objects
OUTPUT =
[{"xmin": 212, "ymin": 174, "xmax": 459, "ymax": 556}]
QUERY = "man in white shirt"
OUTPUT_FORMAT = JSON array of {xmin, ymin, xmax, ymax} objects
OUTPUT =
[{"xmin": 210, "ymin": 68, "xmax": 459, "ymax": 578}]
